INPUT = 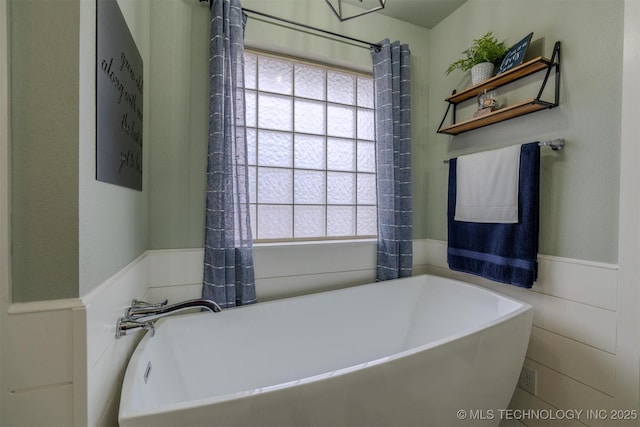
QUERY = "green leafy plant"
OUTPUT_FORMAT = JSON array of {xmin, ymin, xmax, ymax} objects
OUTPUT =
[{"xmin": 445, "ymin": 32, "xmax": 508, "ymax": 75}]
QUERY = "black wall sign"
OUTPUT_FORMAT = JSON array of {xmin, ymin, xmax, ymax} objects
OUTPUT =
[
  {"xmin": 97, "ymin": 0, "xmax": 143, "ymax": 190},
  {"xmin": 497, "ymin": 32, "xmax": 533, "ymax": 75}
]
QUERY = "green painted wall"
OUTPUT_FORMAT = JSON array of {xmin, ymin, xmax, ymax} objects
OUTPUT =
[
  {"xmin": 10, "ymin": 0, "xmax": 80, "ymax": 302},
  {"xmin": 428, "ymin": 0, "xmax": 623, "ymax": 263},
  {"xmin": 10, "ymin": 0, "xmax": 151, "ymax": 301}
]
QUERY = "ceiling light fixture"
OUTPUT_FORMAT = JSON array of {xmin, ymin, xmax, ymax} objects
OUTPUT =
[{"xmin": 324, "ymin": 0, "xmax": 386, "ymax": 22}]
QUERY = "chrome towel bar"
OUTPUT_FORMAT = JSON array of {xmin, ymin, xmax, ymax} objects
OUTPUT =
[{"xmin": 443, "ymin": 139, "xmax": 565, "ymax": 164}]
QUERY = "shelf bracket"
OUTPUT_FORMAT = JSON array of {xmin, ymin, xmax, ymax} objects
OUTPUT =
[
  {"xmin": 535, "ymin": 41, "xmax": 561, "ymax": 106},
  {"xmin": 437, "ymin": 90, "xmax": 457, "ymax": 132}
]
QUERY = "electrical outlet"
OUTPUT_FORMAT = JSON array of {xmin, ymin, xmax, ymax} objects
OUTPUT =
[{"xmin": 519, "ymin": 366, "xmax": 537, "ymax": 395}]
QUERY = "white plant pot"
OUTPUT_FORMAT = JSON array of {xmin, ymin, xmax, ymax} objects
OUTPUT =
[{"xmin": 471, "ymin": 62, "xmax": 495, "ymax": 85}]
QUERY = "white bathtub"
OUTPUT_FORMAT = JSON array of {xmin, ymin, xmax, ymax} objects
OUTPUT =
[{"xmin": 119, "ymin": 274, "xmax": 533, "ymax": 427}]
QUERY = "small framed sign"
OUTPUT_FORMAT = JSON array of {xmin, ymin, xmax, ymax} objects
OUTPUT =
[{"xmin": 497, "ymin": 32, "xmax": 533, "ymax": 75}]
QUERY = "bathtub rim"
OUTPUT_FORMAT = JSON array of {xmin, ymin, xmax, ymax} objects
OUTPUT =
[{"xmin": 118, "ymin": 273, "xmax": 533, "ymax": 421}]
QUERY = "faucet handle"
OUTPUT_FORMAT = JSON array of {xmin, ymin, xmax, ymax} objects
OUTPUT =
[
  {"xmin": 131, "ymin": 298, "xmax": 168, "ymax": 309},
  {"xmin": 126, "ymin": 299, "xmax": 169, "ymax": 318}
]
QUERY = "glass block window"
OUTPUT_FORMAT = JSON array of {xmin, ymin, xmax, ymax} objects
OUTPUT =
[{"xmin": 244, "ymin": 50, "xmax": 377, "ymax": 241}]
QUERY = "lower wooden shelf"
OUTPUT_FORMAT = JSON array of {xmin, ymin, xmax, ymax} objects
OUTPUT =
[{"xmin": 437, "ymin": 98, "xmax": 556, "ymax": 135}]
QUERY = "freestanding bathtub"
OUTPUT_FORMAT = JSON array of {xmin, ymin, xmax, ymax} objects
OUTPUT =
[{"xmin": 119, "ymin": 274, "xmax": 533, "ymax": 427}]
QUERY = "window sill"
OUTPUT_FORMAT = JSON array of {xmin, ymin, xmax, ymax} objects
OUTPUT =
[{"xmin": 253, "ymin": 237, "xmax": 376, "ymax": 249}]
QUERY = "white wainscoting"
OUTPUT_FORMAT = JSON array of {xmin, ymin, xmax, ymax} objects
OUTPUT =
[
  {"xmin": 3, "ymin": 299, "xmax": 86, "ymax": 427},
  {"xmin": 2, "ymin": 239, "xmax": 624, "ymax": 427},
  {"xmin": 82, "ymin": 251, "xmax": 152, "ymax": 427},
  {"xmin": 418, "ymin": 240, "xmax": 622, "ymax": 427},
  {"xmin": 147, "ymin": 241, "xmax": 378, "ymax": 303}
]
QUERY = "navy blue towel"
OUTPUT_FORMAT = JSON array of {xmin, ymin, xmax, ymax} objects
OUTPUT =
[{"xmin": 447, "ymin": 142, "xmax": 540, "ymax": 288}]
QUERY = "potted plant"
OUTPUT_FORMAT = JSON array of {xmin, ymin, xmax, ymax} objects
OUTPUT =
[{"xmin": 446, "ymin": 32, "xmax": 508, "ymax": 85}]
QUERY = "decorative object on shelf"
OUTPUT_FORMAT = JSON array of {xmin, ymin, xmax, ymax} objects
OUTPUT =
[
  {"xmin": 473, "ymin": 88, "xmax": 499, "ymax": 118},
  {"xmin": 445, "ymin": 32, "xmax": 508, "ymax": 85},
  {"xmin": 324, "ymin": 0, "xmax": 386, "ymax": 22},
  {"xmin": 497, "ymin": 32, "xmax": 533, "ymax": 74},
  {"xmin": 470, "ymin": 63, "xmax": 495, "ymax": 85}
]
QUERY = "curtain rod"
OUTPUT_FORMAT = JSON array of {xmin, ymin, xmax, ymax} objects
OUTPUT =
[{"xmin": 198, "ymin": 1, "xmax": 382, "ymax": 51}]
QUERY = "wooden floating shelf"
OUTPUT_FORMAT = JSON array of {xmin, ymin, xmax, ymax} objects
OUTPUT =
[
  {"xmin": 445, "ymin": 56, "xmax": 552, "ymax": 104},
  {"xmin": 438, "ymin": 99, "xmax": 555, "ymax": 136},
  {"xmin": 437, "ymin": 42, "xmax": 561, "ymax": 136}
]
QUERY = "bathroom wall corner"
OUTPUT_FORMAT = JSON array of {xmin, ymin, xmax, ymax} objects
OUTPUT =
[
  {"xmin": 615, "ymin": 0, "xmax": 640, "ymax": 415},
  {"xmin": 82, "ymin": 251, "xmax": 151, "ymax": 427}
]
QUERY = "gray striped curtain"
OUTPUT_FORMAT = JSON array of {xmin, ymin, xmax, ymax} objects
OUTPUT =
[
  {"xmin": 202, "ymin": 0, "xmax": 256, "ymax": 308},
  {"xmin": 371, "ymin": 40, "xmax": 413, "ymax": 281}
]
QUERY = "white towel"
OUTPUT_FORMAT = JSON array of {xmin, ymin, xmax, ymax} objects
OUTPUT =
[{"xmin": 454, "ymin": 144, "xmax": 521, "ymax": 223}]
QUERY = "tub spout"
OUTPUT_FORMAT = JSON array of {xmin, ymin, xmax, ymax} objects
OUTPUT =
[
  {"xmin": 116, "ymin": 319, "xmax": 155, "ymax": 338},
  {"xmin": 116, "ymin": 299, "xmax": 221, "ymax": 339}
]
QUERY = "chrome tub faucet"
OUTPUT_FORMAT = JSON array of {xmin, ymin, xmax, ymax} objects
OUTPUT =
[{"xmin": 116, "ymin": 298, "xmax": 222, "ymax": 338}]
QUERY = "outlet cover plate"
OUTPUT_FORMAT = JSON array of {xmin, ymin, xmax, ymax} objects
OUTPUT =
[{"xmin": 519, "ymin": 366, "xmax": 537, "ymax": 395}]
